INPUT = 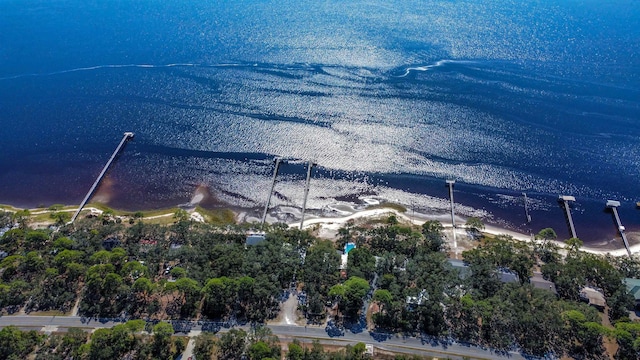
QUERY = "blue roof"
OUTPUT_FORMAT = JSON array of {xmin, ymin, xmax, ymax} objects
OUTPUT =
[{"xmin": 344, "ymin": 242, "xmax": 356, "ymax": 254}]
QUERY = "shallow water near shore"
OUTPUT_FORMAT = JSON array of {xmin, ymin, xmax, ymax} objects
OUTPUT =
[{"xmin": 0, "ymin": 0, "xmax": 638, "ymax": 246}]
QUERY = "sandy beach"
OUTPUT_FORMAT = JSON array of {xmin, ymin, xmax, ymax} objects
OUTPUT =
[{"xmin": 288, "ymin": 203, "xmax": 639, "ymax": 257}]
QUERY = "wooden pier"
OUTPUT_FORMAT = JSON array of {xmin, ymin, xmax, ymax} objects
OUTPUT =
[
  {"xmin": 261, "ymin": 157, "xmax": 282, "ymax": 227},
  {"xmin": 607, "ymin": 200, "xmax": 632, "ymax": 257},
  {"xmin": 71, "ymin": 132, "xmax": 134, "ymax": 223},
  {"xmin": 299, "ymin": 160, "xmax": 315, "ymax": 229},
  {"xmin": 559, "ymin": 195, "xmax": 577, "ymax": 239},
  {"xmin": 523, "ymin": 192, "xmax": 531, "ymax": 223},
  {"xmin": 447, "ymin": 180, "xmax": 456, "ymax": 250}
]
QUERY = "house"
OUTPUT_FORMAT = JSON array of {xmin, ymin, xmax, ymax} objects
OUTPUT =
[
  {"xmin": 0, "ymin": 226, "xmax": 10, "ymax": 237},
  {"xmin": 447, "ymin": 259, "xmax": 557, "ymax": 292},
  {"xmin": 624, "ymin": 278, "xmax": 640, "ymax": 309},
  {"xmin": 448, "ymin": 259, "xmax": 471, "ymax": 278},
  {"xmin": 406, "ymin": 289, "xmax": 429, "ymax": 308},
  {"xmin": 365, "ymin": 344, "xmax": 374, "ymax": 356},
  {"xmin": 102, "ymin": 237, "xmax": 121, "ymax": 250},
  {"xmin": 531, "ymin": 273, "xmax": 557, "ymax": 294},
  {"xmin": 139, "ymin": 239, "xmax": 157, "ymax": 253},
  {"xmin": 339, "ymin": 242, "xmax": 356, "ymax": 270},
  {"xmin": 447, "ymin": 259, "xmax": 518, "ymax": 283},
  {"xmin": 245, "ymin": 233, "xmax": 266, "ymax": 246},
  {"xmin": 580, "ymin": 286, "xmax": 606, "ymax": 310}
]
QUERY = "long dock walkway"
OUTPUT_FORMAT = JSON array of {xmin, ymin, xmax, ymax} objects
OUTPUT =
[
  {"xmin": 559, "ymin": 195, "xmax": 577, "ymax": 239},
  {"xmin": 607, "ymin": 200, "xmax": 632, "ymax": 257},
  {"xmin": 261, "ymin": 157, "xmax": 282, "ymax": 227},
  {"xmin": 299, "ymin": 160, "xmax": 315, "ymax": 229},
  {"xmin": 71, "ymin": 132, "xmax": 134, "ymax": 223}
]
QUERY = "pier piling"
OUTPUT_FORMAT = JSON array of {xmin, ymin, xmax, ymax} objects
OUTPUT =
[{"xmin": 71, "ymin": 132, "xmax": 134, "ymax": 223}]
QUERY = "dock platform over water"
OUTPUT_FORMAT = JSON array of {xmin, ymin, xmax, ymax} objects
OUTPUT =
[{"xmin": 71, "ymin": 132, "xmax": 134, "ymax": 223}]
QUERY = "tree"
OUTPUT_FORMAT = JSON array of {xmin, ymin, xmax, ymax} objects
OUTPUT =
[
  {"xmin": 131, "ymin": 277, "xmax": 154, "ymax": 299},
  {"xmin": 536, "ymin": 228, "xmax": 557, "ymax": 241},
  {"xmin": 614, "ymin": 322, "xmax": 640, "ymax": 360},
  {"xmin": 170, "ymin": 266, "xmax": 187, "ymax": 279},
  {"xmin": 308, "ymin": 340, "xmax": 326, "ymax": 360},
  {"xmin": 287, "ymin": 340, "xmax": 304, "ymax": 360},
  {"xmin": 53, "ymin": 250, "xmax": 82, "ymax": 270},
  {"xmin": 346, "ymin": 247, "xmax": 376, "ymax": 280},
  {"xmin": 175, "ymin": 337, "xmax": 187, "ymax": 356},
  {"xmin": 372, "ymin": 289, "xmax": 393, "ymax": 313},
  {"xmin": 60, "ymin": 328, "xmax": 88, "ymax": 359},
  {"xmin": 302, "ymin": 241, "xmax": 340, "ymax": 296},
  {"xmin": 0, "ymin": 326, "xmax": 42, "ymax": 359},
  {"xmin": 566, "ymin": 237, "xmax": 583, "ymax": 252},
  {"xmin": 248, "ymin": 341, "xmax": 272, "ymax": 360},
  {"xmin": 25, "ymin": 230, "xmax": 49, "ymax": 252},
  {"xmin": 14, "ymin": 209, "xmax": 30, "ymax": 229},
  {"xmin": 152, "ymin": 322, "xmax": 175, "ymax": 359},
  {"xmin": 248, "ymin": 326, "xmax": 281, "ymax": 359},
  {"xmin": 465, "ymin": 217, "xmax": 485, "ymax": 239},
  {"xmin": 121, "ymin": 261, "xmax": 147, "ymax": 282},
  {"xmin": 534, "ymin": 239, "xmax": 561, "ymax": 264},
  {"xmin": 202, "ymin": 277, "xmax": 236, "ymax": 319},
  {"xmin": 422, "ymin": 220, "xmax": 445, "ymax": 252},
  {"xmin": 194, "ymin": 333, "xmax": 217, "ymax": 360},
  {"xmin": 174, "ymin": 277, "xmax": 201, "ymax": 318},
  {"xmin": 218, "ymin": 328, "xmax": 247, "ymax": 360},
  {"xmin": 347, "ymin": 342, "xmax": 367, "ymax": 360},
  {"xmin": 87, "ymin": 326, "xmax": 134, "ymax": 360},
  {"xmin": 50, "ymin": 211, "xmax": 70, "ymax": 226},
  {"xmin": 174, "ymin": 209, "xmax": 189, "ymax": 222},
  {"xmin": 463, "ymin": 235, "xmax": 535, "ymax": 285},
  {"xmin": 341, "ymin": 276, "xmax": 370, "ymax": 319}
]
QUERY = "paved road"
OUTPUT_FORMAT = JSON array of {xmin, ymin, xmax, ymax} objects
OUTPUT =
[{"xmin": 0, "ymin": 315, "xmax": 526, "ymax": 360}]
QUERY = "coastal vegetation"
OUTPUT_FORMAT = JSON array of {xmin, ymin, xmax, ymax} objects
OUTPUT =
[{"xmin": 0, "ymin": 208, "xmax": 639, "ymax": 359}]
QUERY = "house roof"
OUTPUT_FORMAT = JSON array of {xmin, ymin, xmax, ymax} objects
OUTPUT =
[
  {"xmin": 531, "ymin": 273, "xmax": 557, "ymax": 294},
  {"xmin": 580, "ymin": 287, "xmax": 606, "ymax": 308},
  {"xmin": 448, "ymin": 259, "xmax": 471, "ymax": 278},
  {"xmin": 245, "ymin": 234, "xmax": 266, "ymax": 246},
  {"xmin": 624, "ymin": 278, "xmax": 640, "ymax": 300},
  {"xmin": 447, "ymin": 259, "xmax": 518, "ymax": 283}
]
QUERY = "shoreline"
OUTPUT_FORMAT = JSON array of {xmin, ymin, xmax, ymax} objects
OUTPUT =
[
  {"xmin": 2, "ymin": 201, "xmax": 637, "ymax": 257},
  {"xmin": 292, "ymin": 205, "xmax": 639, "ymax": 257}
]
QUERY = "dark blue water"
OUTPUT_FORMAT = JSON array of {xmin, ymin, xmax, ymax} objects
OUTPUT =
[{"xmin": 1, "ymin": 0, "xmax": 639, "ymax": 244}]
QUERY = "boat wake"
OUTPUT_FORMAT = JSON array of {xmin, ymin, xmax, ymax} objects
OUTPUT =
[
  {"xmin": 0, "ymin": 62, "xmax": 251, "ymax": 81},
  {"xmin": 396, "ymin": 59, "xmax": 477, "ymax": 77}
]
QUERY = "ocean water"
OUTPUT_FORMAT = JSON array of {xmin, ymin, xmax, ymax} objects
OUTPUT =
[{"xmin": 0, "ymin": 0, "xmax": 639, "ymax": 244}]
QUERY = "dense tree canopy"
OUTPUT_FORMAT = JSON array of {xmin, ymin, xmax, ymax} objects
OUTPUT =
[{"xmin": 0, "ymin": 209, "xmax": 638, "ymax": 359}]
